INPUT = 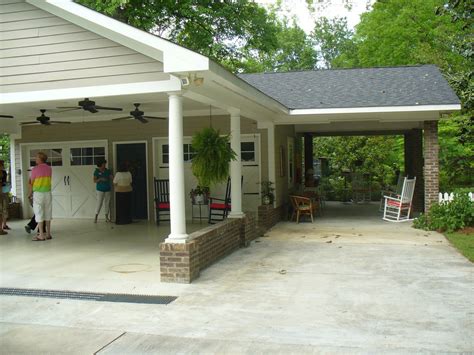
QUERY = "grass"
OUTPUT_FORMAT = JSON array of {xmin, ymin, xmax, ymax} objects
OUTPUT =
[{"xmin": 445, "ymin": 230, "xmax": 474, "ymax": 262}]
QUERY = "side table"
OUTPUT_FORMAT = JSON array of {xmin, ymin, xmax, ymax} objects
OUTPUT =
[{"xmin": 191, "ymin": 201, "xmax": 209, "ymax": 223}]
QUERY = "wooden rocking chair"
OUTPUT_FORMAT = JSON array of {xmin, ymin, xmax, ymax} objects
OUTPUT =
[
  {"xmin": 379, "ymin": 174, "xmax": 405, "ymax": 212},
  {"xmin": 383, "ymin": 177, "xmax": 416, "ymax": 222},
  {"xmin": 154, "ymin": 178, "xmax": 170, "ymax": 225},
  {"xmin": 208, "ymin": 177, "xmax": 232, "ymax": 224}
]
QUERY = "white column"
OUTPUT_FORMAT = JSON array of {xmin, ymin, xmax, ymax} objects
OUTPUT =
[
  {"xmin": 267, "ymin": 123, "xmax": 276, "ymax": 207},
  {"xmin": 165, "ymin": 93, "xmax": 188, "ymax": 243},
  {"xmin": 228, "ymin": 111, "xmax": 244, "ymax": 218}
]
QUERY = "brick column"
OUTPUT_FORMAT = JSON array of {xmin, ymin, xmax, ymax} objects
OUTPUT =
[{"xmin": 424, "ymin": 121, "xmax": 439, "ymax": 213}]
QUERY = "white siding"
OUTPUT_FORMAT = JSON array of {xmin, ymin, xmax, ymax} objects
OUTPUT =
[{"xmin": 0, "ymin": 0, "xmax": 166, "ymax": 94}]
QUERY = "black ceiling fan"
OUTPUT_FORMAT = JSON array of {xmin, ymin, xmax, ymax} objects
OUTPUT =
[
  {"xmin": 112, "ymin": 103, "xmax": 166, "ymax": 124},
  {"xmin": 0, "ymin": 114, "xmax": 14, "ymax": 118},
  {"xmin": 21, "ymin": 109, "xmax": 71, "ymax": 126},
  {"xmin": 57, "ymin": 98, "xmax": 122, "ymax": 114}
]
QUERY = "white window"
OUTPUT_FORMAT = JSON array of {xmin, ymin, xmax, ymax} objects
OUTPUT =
[
  {"xmin": 161, "ymin": 144, "xmax": 195, "ymax": 164},
  {"xmin": 241, "ymin": 142, "xmax": 255, "ymax": 162},
  {"xmin": 70, "ymin": 147, "xmax": 105, "ymax": 166}
]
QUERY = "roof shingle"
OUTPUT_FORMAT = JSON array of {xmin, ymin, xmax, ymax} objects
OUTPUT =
[{"xmin": 238, "ymin": 65, "xmax": 460, "ymax": 110}]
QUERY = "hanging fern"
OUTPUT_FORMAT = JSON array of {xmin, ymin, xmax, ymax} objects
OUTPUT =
[{"xmin": 191, "ymin": 127, "xmax": 236, "ymax": 188}]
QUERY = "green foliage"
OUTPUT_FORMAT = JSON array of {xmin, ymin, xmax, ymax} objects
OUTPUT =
[
  {"xmin": 241, "ymin": 18, "xmax": 317, "ymax": 73},
  {"xmin": 77, "ymin": 0, "xmax": 302, "ymax": 73},
  {"xmin": 191, "ymin": 128, "xmax": 236, "ymax": 189},
  {"xmin": 0, "ymin": 134, "xmax": 10, "ymax": 168},
  {"xmin": 444, "ymin": 230, "xmax": 474, "ymax": 263},
  {"xmin": 313, "ymin": 135, "xmax": 404, "ymax": 200},
  {"xmin": 311, "ymin": 17, "xmax": 355, "ymax": 69},
  {"xmin": 413, "ymin": 192, "xmax": 474, "ymax": 232},
  {"xmin": 439, "ymin": 115, "xmax": 474, "ymax": 190}
]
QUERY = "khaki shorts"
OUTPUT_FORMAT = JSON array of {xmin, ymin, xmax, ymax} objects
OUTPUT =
[
  {"xmin": 33, "ymin": 191, "xmax": 52, "ymax": 222},
  {"xmin": 0, "ymin": 193, "xmax": 8, "ymax": 218}
]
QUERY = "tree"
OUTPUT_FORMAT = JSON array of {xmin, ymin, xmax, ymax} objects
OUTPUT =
[
  {"xmin": 77, "ymin": 0, "xmax": 282, "ymax": 73},
  {"xmin": 312, "ymin": 17, "xmax": 355, "ymax": 69},
  {"xmin": 240, "ymin": 18, "xmax": 317, "ymax": 73},
  {"xmin": 0, "ymin": 134, "xmax": 10, "ymax": 169},
  {"xmin": 332, "ymin": 0, "xmax": 473, "ymax": 189}
]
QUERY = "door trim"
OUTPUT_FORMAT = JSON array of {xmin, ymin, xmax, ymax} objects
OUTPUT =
[{"xmin": 113, "ymin": 140, "xmax": 149, "ymax": 220}]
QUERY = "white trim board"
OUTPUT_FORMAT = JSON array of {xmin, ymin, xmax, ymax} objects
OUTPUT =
[{"xmin": 289, "ymin": 104, "xmax": 461, "ymax": 116}]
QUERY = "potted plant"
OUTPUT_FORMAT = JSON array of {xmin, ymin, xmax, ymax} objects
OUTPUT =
[
  {"xmin": 260, "ymin": 181, "xmax": 275, "ymax": 205},
  {"xmin": 191, "ymin": 127, "xmax": 236, "ymax": 194},
  {"xmin": 190, "ymin": 186, "xmax": 210, "ymax": 204}
]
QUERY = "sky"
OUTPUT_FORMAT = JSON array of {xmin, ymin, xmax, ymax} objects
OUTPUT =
[{"xmin": 257, "ymin": 0, "xmax": 375, "ymax": 33}]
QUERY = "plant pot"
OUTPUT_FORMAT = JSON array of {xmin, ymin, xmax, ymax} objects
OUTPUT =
[{"xmin": 262, "ymin": 195, "xmax": 272, "ymax": 205}]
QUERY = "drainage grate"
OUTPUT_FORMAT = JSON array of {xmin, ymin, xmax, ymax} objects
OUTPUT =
[{"xmin": 0, "ymin": 288, "xmax": 177, "ymax": 305}]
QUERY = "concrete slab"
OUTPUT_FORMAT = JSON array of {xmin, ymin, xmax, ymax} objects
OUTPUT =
[
  {"xmin": 0, "ymin": 202, "xmax": 473, "ymax": 353},
  {"xmin": 0, "ymin": 322, "xmax": 123, "ymax": 354}
]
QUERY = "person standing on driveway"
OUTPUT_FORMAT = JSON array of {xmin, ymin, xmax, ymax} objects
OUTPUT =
[
  {"xmin": 93, "ymin": 159, "xmax": 113, "ymax": 223},
  {"xmin": 28, "ymin": 152, "xmax": 52, "ymax": 241}
]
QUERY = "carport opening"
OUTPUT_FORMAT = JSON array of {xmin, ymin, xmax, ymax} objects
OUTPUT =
[{"xmin": 299, "ymin": 131, "xmax": 422, "ymax": 219}]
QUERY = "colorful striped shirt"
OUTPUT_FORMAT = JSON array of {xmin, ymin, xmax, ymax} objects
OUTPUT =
[{"xmin": 31, "ymin": 163, "xmax": 52, "ymax": 192}]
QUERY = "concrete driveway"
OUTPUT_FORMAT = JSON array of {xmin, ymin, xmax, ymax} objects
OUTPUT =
[{"xmin": 1, "ymin": 203, "xmax": 473, "ymax": 353}]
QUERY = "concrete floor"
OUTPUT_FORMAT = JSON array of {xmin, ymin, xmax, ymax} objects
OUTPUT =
[{"xmin": 1, "ymin": 202, "xmax": 473, "ymax": 353}]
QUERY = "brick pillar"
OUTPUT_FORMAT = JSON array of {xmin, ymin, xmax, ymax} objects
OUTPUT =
[
  {"xmin": 423, "ymin": 121, "xmax": 439, "ymax": 213},
  {"xmin": 404, "ymin": 130, "xmax": 424, "ymax": 213}
]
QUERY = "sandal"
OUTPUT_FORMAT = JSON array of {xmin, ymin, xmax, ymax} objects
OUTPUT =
[
  {"xmin": 46, "ymin": 235, "xmax": 53, "ymax": 240},
  {"xmin": 32, "ymin": 236, "xmax": 45, "ymax": 241},
  {"xmin": 0, "ymin": 231, "xmax": 7, "ymax": 235}
]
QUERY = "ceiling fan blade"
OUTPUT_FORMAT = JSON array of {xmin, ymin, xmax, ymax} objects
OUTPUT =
[
  {"xmin": 0, "ymin": 115, "xmax": 14, "ymax": 118},
  {"xmin": 95, "ymin": 106, "xmax": 123, "ymax": 111},
  {"xmin": 112, "ymin": 116, "xmax": 132, "ymax": 121},
  {"xmin": 20, "ymin": 122, "xmax": 39, "ymax": 125},
  {"xmin": 143, "ymin": 116, "xmax": 166, "ymax": 120},
  {"xmin": 57, "ymin": 106, "xmax": 80, "ymax": 109},
  {"xmin": 49, "ymin": 121, "xmax": 71, "ymax": 124},
  {"xmin": 56, "ymin": 107, "xmax": 81, "ymax": 113},
  {"xmin": 137, "ymin": 117, "xmax": 148, "ymax": 124}
]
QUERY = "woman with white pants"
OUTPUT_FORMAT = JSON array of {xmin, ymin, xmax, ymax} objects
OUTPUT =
[{"xmin": 93, "ymin": 159, "xmax": 113, "ymax": 223}]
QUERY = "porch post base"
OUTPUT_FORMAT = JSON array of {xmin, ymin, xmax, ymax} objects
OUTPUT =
[
  {"xmin": 228, "ymin": 212, "xmax": 245, "ymax": 219},
  {"xmin": 164, "ymin": 234, "xmax": 189, "ymax": 244}
]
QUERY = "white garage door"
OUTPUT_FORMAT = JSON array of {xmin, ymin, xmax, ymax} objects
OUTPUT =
[{"xmin": 23, "ymin": 141, "xmax": 108, "ymax": 219}]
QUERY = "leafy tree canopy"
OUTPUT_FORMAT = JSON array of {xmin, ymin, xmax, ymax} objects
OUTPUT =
[{"xmin": 76, "ymin": 0, "xmax": 317, "ymax": 73}]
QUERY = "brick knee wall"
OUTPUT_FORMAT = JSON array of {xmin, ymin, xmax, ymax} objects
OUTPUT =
[
  {"xmin": 424, "ymin": 121, "xmax": 439, "ymax": 213},
  {"xmin": 258, "ymin": 204, "xmax": 286, "ymax": 235},
  {"xmin": 160, "ymin": 217, "xmax": 256, "ymax": 283}
]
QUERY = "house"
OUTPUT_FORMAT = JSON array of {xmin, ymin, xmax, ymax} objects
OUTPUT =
[{"xmin": 0, "ymin": 0, "xmax": 461, "ymax": 282}]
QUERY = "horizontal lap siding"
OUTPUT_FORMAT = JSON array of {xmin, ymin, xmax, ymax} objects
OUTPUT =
[{"xmin": 0, "ymin": 1, "xmax": 165, "ymax": 93}]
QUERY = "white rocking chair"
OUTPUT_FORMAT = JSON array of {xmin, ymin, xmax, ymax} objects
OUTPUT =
[
  {"xmin": 379, "ymin": 174, "xmax": 405, "ymax": 212},
  {"xmin": 383, "ymin": 177, "xmax": 416, "ymax": 222}
]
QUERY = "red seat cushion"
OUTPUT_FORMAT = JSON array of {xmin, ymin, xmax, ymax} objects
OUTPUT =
[
  {"xmin": 210, "ymin": 203, "xmax": 231, "ymax": 210},
  {"xmin": 157, "ymin": 202, "xmax": 170, "ymax": 209},
  {"xmin": 387, "ymin": 200, "xmax": 410, "ymax": 207}
]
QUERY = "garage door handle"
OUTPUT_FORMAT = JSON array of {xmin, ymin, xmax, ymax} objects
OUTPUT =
[{"xmin": 67, "ymin": 176, "xmax": 70, "ymax": 185}]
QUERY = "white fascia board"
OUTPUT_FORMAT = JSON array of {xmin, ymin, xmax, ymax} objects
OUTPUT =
[
  {"xmin": 0, "ymin": 79, "xmax": 181, "ymax": 105},
  {"xmin": 290, "ymin": 104, "xmax": 461, "ymax": 116},
  {"xmin": 27, "ymin": 0, "xmax": 209, "ymax": 73},
  {"xmin": 208, "ymin": 61, "xmax": 288, "ymax": 115}
]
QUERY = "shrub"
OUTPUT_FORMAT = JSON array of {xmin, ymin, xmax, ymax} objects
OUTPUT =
[{"xmin": 413, "ymin": 192, "xmax": 474, "ymax": 232}]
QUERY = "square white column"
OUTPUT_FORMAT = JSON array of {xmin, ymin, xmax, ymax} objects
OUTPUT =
[{"xmin": 228, "ymin": 111, "xmax": 244, "ymax": 218}]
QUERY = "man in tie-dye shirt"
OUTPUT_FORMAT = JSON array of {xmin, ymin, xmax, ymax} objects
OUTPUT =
[{"xmin": 28, "ymin": 152, "xmax": 52, "ymax": 241}]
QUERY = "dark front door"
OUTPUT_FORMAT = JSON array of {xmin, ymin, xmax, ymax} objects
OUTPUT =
[{"xmin": 116, "ymin": 143, "xmax": 148, "ymax": 219}]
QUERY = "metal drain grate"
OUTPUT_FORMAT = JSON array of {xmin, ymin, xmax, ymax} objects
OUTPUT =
[{"xmin": 0, "ymin": 288, "xmax": 177, "ymax": 305}]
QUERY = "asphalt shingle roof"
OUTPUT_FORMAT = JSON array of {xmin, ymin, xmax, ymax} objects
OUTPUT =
[{"xmin": 238, "ymin": 65, "xmax": 460, "ymax": 110}]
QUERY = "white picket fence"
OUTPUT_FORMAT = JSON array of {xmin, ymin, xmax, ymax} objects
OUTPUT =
[{"xmin": 438, "ymin": 192, "xmax": 474, "ymax": 203}]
